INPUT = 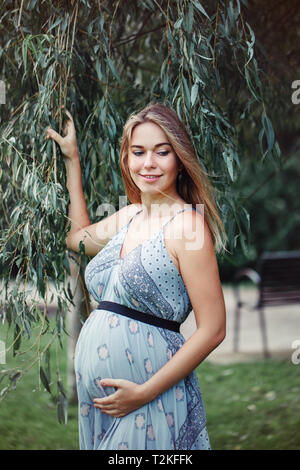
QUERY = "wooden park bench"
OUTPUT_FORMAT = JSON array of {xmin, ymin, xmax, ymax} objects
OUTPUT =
[{"xmin": 232, "ymin": 251, "xmax": 300, "ymax": 358}]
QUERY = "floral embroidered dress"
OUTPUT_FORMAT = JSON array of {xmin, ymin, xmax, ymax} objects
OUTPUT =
[{"xmin": 74, "ymin": 207, "xmax": 211, "ymax": 450}]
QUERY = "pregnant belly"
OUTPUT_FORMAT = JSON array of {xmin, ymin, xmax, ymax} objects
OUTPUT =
[{"xmin": 74, "ymin": 309, "xmax": 184, "ymax": 398}]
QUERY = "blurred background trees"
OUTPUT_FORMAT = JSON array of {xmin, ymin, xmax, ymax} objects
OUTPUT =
[
  {"xmin": 219, "ymin": 0, "xmax": 300, "ymax": 278},
  {"xmin": 0, "ymin": 0, "xmax": 299, "ymax": 410}
]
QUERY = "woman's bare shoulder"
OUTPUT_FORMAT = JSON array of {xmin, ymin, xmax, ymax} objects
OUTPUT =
[
  {"xmin": 115, "ymin": 203, "xmax": 143, "ymax": 228},
  {"xmin": 96, "ymin": 202, "xmax": 143, "ymax": 239},
  {"xmin": 66, "ymin": 203, "xmax": 143, "ymax": 256}
]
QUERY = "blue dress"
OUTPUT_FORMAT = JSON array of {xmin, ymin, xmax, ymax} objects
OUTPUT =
[{"xmin": 74, "ymin": 207, "xmax": 211, "ymax": 450}]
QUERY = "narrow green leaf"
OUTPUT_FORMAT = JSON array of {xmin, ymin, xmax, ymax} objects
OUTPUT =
[
  {"xmin": 62, "ymin": 253, "xmax": 71, "ymax": 275},
  {"xmin": 162, "ymin": 74, "xmax": 169, "ymax": 95},
  {"xmin": 143, "ymin": 0, "xmax": 155, "ymax": 11},
  {"xmin": 184, "ymin": 2, "xmax": 194, "ymax": 33},
  {"xmin": 176, "ymin": 97, "xmax": 182, "ymax": 119},
  {"xmin": 46, "ymin": 139, "xmax": 52, "ymax": 159},
  {"xmin": 28, "ymin": 0, "xmax": 38, "ymax": 10},
  {"xmin": 258, "ymin": 127, "xmax": 267, "ymax": 160},
  {"xmin": 222, "ymin": 150, "xmax": 234, "ymax": 181},
  {"xmin": 57, "ymin": 391, "xmax": 68, "ymax": 424},
  {"xmin": 40, "ymin": 366, "xmax": 51, "ymax": 394},
  {"xmin": 160, "ymin": 57, "xmax": 168, "ymax": 80},
  {"xmin": 29, "ymin": 40, "xmax": 38, "ymax": 61},
  {"xmin": 13, "ymin": 324, "xmax": 21, "ymax": 356},
  {"xmin": 244, "ymin": 66, "xmax": 259, "ymax": 101},
  {"xmin": 95, "ymin": 59, "xmax": 102, "ymax": 80},
  {"xmin": 57, "ymin": 380, "xmax": 68, "ymax": 425},
  {"xmin": 182, "ymin": 76, "xmax": 191, "ymax": 110},
  {"xmin": 111, "ymin": 169, "xmax": 119, "ymax": 193},
  {"xmin": 109, "ymin": 115, "xmax": 116, "ymax": 139},
  {"xmin": 192, "ymin": 0, "xmax": 210, "ymax": 20},
  {"xmin": 191, "ymin": 83, "xmax": 199, "ymax": 106},
  {"xmin": 107, "ymin": 57, "xmax": 120, "ymax": 83},
  {"xmin": 10, "ymin": 372, "xmax": 21, "ymax": 390},
  {"xmin": 22, "ymin": 40, "xmax": 28, "ymax": 76},
  {"xmin": 100, "ymin": 106, "xmax": 106, "ymax": 128},
  {"xmin": 174, "ymin": 17, "xmax": 183, "ymax": 29},
  {"xmin": 273, "ymin": 141, "xmax": 281, "ymax": 159},
  {"xmin": 262, "ymin": 112, "xmax": 275, "ymax": 153},
  {"xmin": 84, "ymin": 159, "xmax": 91, "ymax": 183},
  {"xmin": 47, "ymin": 18, "xmax": 62, "ymax": 33}
]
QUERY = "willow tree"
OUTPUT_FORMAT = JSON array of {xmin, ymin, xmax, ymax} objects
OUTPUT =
[{"xmin": 0, "ymin": 0, "xmax": 280, "ymax": 421}]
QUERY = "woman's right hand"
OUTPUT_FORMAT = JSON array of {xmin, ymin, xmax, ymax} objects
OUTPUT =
[{"xmin": 46, "ymin": 107, "xmax": 79, "ymax": 161}]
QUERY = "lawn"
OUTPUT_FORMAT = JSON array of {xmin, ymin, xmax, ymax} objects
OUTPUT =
[
  {"xmin": 0, "ymin": 320, "xmax": 299, "ymax": 450},
  {"xmin": 197, "ymin": 359, "xmax": 300, "ymax": 450},
  {"xmin": 0, "ymin": 319, "xmax": 79, "ymax": 450}
]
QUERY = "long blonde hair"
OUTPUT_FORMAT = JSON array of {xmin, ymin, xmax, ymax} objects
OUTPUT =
[{"xmin": 119, "ymin": 103, "xmax": 226, "ymax": 253}]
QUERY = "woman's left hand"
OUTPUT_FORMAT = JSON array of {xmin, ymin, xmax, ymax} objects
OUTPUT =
[{"xmin": 93, "ymin": 378, "xmax": 148, "ymax": 418}]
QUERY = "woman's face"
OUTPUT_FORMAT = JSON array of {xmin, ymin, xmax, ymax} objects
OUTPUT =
[{"xmin": 127, "ymin": 122, "xmax": 180, "ymax": 198}]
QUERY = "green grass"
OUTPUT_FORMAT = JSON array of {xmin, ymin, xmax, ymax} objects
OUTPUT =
[
  {"xmin": 197, "ymin": 359, "xmax": 300, "ymax": 450},
  {"xmin": 1, "ymin": 321, "xmax": 299, "ymax": 450},
  {"xmin": 0, "ymin": 319, "xmax": 79, "ymax": 450}
]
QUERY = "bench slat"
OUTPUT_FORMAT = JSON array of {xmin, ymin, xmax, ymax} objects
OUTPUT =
[{"xmin": 257, "ymin": 252, "xmax": 300, "ymax": 307}]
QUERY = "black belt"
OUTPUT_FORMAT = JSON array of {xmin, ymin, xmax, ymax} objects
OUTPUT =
[{"xmin": 96, "ymin": 300, "xmax": 181, "ymax": 333}]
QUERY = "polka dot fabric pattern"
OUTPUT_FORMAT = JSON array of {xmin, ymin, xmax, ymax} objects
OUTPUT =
[{"xmin": 74, "ymin": 208, "xmax": 211, "ymax": 450}]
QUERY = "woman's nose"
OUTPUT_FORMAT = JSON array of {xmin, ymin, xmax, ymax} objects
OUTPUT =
[{"xmin": 144, "ymin": 151, "xmax": 156, "ymax": 167}]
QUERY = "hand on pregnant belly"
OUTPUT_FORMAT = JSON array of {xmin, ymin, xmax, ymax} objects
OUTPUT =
[{"xmin": 93, "ymin": 378, "xmax": 148, "ymax": 418}]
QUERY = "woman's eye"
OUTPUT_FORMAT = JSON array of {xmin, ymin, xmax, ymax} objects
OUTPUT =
[{"xmin": 132, "ymin": 150, "xmax": 169, "ymax": 156}]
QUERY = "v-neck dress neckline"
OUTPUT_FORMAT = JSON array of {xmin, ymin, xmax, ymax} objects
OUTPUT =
[{"xmin": 119, "ymin": 207, "xmax": 195, "ymax": 261}]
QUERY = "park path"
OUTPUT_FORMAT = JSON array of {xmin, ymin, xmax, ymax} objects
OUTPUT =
[{"xmin": 181, "ymin": 286, "xmax": 300, "ymax": 364}]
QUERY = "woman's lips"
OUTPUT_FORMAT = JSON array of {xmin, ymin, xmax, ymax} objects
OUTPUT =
[{"xmin": 139, "ymin": 174, "xmax": 162, "ymax": 182}]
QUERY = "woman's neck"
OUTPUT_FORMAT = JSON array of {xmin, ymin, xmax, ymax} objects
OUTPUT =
[{"xmin": 140, "ymin": 192, "xmax": 186, "ymax": 218}]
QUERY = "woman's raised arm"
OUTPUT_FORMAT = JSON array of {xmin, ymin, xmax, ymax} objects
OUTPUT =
[{"xmin": 46, "ymin": 108, "xmax": 140, "ymax": 257}]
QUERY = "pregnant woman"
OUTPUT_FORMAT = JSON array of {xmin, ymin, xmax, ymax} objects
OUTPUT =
[{"xmin": 46, "ymin": 103, "xmax": 226, "ymax": 450}]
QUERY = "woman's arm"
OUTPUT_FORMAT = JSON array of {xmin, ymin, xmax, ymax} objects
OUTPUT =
[
  {"xmin": 46, "ymin": 109, "xmax": 92, "ymax": 251},
  {"xmin": 93, "ymin": 210, "xmax": 226, "ymax": 416},
  {"xmin": 46, "ymin": 108, "xmax": 141, "ymax": 256},
  {"xmin": 63, "ymin": 155, "xmax": 91, "ymax": 248},
  {"xmin": 141, "ymin": 210, "xmax": 226, "ymax": 400}
]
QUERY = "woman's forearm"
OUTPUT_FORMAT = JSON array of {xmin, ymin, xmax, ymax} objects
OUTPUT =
[
  {"xmin": 139, "ymin": 326, "xmax": 225, "ymax": 403},
  {"xmin": 64, "ymin": 152, "xmax": 91, "ymax": 240},
  {"xmin": 46, "ymin": 112, "xmax": 91, "ymax": 245}
]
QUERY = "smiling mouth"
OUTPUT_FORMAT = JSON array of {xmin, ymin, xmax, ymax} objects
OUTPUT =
[{"xmin": 140, "ymin": 174, "xmax": 162, "ymax": 179}]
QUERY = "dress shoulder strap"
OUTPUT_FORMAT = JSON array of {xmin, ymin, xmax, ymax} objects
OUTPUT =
[
  {"xmin": 126, "ymin": 208, "xmax": 144, "ymax": 226},
  {"xmin": 161, "ymin": 206, "xmax": 197, "ymax": 229},
  {"xmin": 126, "ymin": 205, "xmax": 198, "ymax": 232}
]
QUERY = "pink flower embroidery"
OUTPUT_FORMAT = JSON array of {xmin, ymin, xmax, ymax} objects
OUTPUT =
[
  {"xmin": 144, "ymin": 358, "xmax": 153, "ymax": 374},
  {"xmin": 175, "ymin": 386, "xmax": 184, "ymax": 401},
  {"xmin": 166, "ymin": 412, "xmax": 174, "ymax": 428},
  {"xmin": 128, "ymin": 320, "xmax": 139, "ymax": 334},
  {"xmin": 108, "ymin": 314, "xmax": 119, "ymax": 328},
  {"xmin": 147, "ymin": 332, "xmax": 154, "ymax": 347},
  {"xmin": 135, "ymin": 413, "xmax": 145, "ymax": 429},
  {"xmin": 147, "ymin": 425, "xmax": 155, "ymax": 441},
  {"xmin": 97, "ymin": 344, "xmax": 109, "ymax": 360},
  {"xmin": 157, "ymin": 398, "xmax": 164, "ymax": 412},
  {"xmin": 118, "ymin": 442, "xmax": 129, "ymax": 449},
  {"xmin": 80, "ymin": 402, "xmax": 91, "ymax": 417}
]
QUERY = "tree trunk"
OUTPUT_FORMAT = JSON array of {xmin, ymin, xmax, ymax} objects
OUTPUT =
[{"xmin": 67, "ymin": 252, "xmax": 90, "ymax": 404}]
